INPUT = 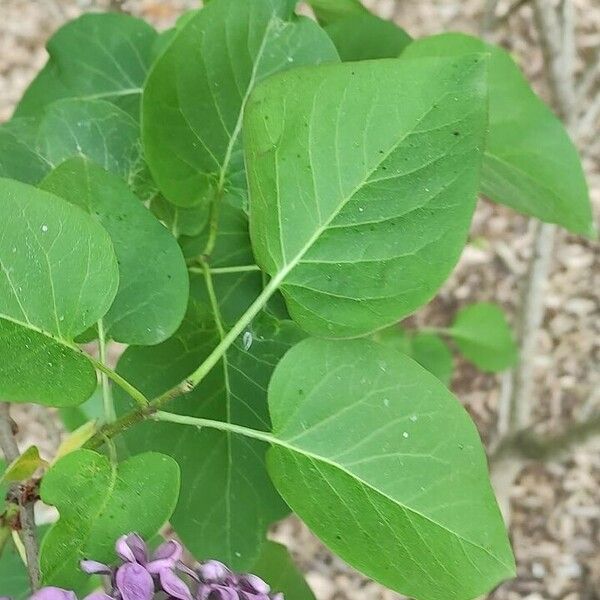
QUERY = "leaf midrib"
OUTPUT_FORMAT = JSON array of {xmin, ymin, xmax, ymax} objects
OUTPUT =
[
  {"xmin": 267, "ymin": 60, "xmax": 482, "ymax": 285},
  {"xmin": 269, "ymin": 434, "xmax": 512, "ymax": 572}
]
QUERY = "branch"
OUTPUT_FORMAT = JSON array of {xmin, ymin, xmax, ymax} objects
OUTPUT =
[
  {"xmin": 503, "ymin": 0, "xmax": 578, "ymax": 432},
  {"xmin": 0, "ymin": 404, "xmax": 41, "ymax": 591},
  {"xmin": 491, "ymin": 413, "xmax": 600, "ymax": 464}
]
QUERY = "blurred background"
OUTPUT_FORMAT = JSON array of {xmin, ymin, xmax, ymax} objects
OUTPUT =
[{"xmin": 0, "ymin": 0, "xmax": 598, "ymax": 598}]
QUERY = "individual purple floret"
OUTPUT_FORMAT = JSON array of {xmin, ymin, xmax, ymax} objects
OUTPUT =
[
  {"xmin": 1, "ymin": 533, "xmax": 284, "ymax": 600},
  {"xmin": 81, "ymin": 533, "xmax": 192, "ymax": 600},
  {"xmin": 194, "ymin": 560, "xmax": 282, "ymax": 600}
]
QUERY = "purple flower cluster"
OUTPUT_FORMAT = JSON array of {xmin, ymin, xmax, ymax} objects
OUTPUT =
[{"xmin": 1, "ymin": 534, "xmax": 282, "ymax": 600}]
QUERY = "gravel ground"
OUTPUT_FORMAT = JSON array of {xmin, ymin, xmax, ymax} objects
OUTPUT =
[{"xmin": 1, "ymin": 1, "xmax": 599, "ymax": 599}]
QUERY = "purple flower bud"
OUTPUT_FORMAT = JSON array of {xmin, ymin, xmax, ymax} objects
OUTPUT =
[
  {"xmin": 237, "ymin": 575, "xmax": 270, "ymax": 595},
  {"xmin": 30, "ymin": 588, "xmax": 77, "ymax": 600},
  {"xmin": 147, "ymin": 540, "xmax": 184, "ymax": 574},
  {"xmin": 116, "ymin": 533, "xmax": 148, "ymax": 565},
  {"xmin": 80, "ymin": 560, "xmax": 112, "ymax": 575},
  {"xmin": 115, "ymin": 563, "xmax": 154, "ymax": 600},
  {"xmin": 197, "ymin": 586, "xmax": 238, "ymax": 600},
  {"xmin": 197, "ymin": 560, "xmax": 230, "ymax": 584},
  {"xmin": 152, "ymin": 540, "xmax": 182, "ymax": 563},
  {"xmin": 159, "ymin": 568, "xmax": 192, "ymax": 600}
]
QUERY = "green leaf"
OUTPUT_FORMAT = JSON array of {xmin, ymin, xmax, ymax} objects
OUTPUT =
[
  {"xmin": 449, "ymin": 302, "xmax": 518, "ymax": 372},
  {"xmin": 58, "ymin": 386, "xmax": 104, "ymax": 432},
  {"xmin": 250, "ymin": 542, "xmax": 316, "ymax": 600},
  {"xmin": 306, "ymin": 0, "xmax": 368, "ymax": 25},
  {"xmin": 0, "ymin": 535, "xmax": 30, "ymax": 599},
  {"xmin": 325, "ymin": 14, "xmax": 411, "ymax": 61},
  {"xmin": 41, "ymin": 158, "xmax": 189, "ymax": 345},
  {"xmin": 40, "ymin": 449, "xmax": 180, "ymax": 589},
  {"xmin": 1, "ymin": 446, "xmax": 47, "ymax": 483},
  {"xmin": 150, "ymin": 195, "xmax": 210, "ymax": 238},
  {"xmin": 0, "ymin": 178, "xmax": 118, "ymax": 406},
  {"xmin": 37, "ymin": 99, "xmax": 144, "ymax": 186},
  {"xmin": 401, "ymin": 33, "xmax": 594, "ymax": 236},
  {"xmin": 142, "ymin": 0, "xmax": 338, "ymax": 208},
  {"xmin": 266, "ymin": 337, "xmax": 515, "ymax": 600},
  {"xmin": 0, "ymin": 119, "xmax": 50, "ymax": 184},
  {"xmin": 410, "ymin": 332, "xmax": 453, "ymax": 385},
  {"xmin": 246, "ymin": 56, "xmax": 487, "ymax": 337},
  {"xmin": 15, "ymin": 13, "xmax": 158, "ymax": 120},
  {"xmin": 116, "ymin": 290, "xmax": 304, "ymax": 569},
  {"xmin": 372, "ymin": 325, "xmax": 412, "ymax": 355}
]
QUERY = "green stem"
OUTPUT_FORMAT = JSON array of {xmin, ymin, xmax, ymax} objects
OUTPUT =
[
  {"xmin": 85, "ymin": 267, "xmax": 289, "ymax": 450},
  {"xmin": 189, "ymin": 264, "xmax": 261, "ymax": 275},
  {"xmin": 90, "ymin": 358, "xmax": 149, "ymax": 411},
  {"xmin": 152, "ymin": 269, "xmax": 285, "ymax": 404},
  {"xmin": 97, "ymin": 320, "xmax": 115, "ymax": 423},
  {"xmin": 152, "ymin": 411, "xmax": 275, "ymax": 445}
]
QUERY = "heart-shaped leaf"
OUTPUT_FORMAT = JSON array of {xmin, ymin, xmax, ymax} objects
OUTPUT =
[
  {"xmin": 40, "ymin": 449, "xmax": 180, "ymax": 589},
  {"xmin": 0, "ymin": 178, "xmax": 118, "ymax": 406},
  {"xmin": 401, "ymin": 33, "xmax": 594, "ymax": 236},
  {"xmin": 266, "ymin": 337, "xmax": 515, "ymax": 600},
  {"xmin": 142, "ymin": 0, "xmax": 338, "ymax": 208},
  {"xmin": 41, "ymin": 158, "xmax": 189, "ymax": 345},
  {"xmin": 246, "ymin": 55, "xmax": 487, "ymax": 337},
  {"xmin": 15, "ymin": 13, "xmax": 157, "ymax": 120}
]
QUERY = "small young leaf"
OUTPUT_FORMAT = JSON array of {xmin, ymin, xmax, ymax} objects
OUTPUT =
[
  {"xmin": 246, "ymin": 56, "xmax": 487, "ymax": 337},
  {"xmin": 325, "ymin": 14, "xmax": 411, "ymax": 61},
  {"xmin": 266, "ymin": 338, "xmax": 515, "ymax": 600},
  {"xmin": 250, "ymin": 542, "xmax": 316, "ymax": 600},
  {"xmin": 41, "ymin": 158, "xmax": 189, "ymax": 345},
  {"xmin": 142, "ymin": 0, "xmax": 338, "ymax": 208},
  {"xmin": 449, "ymin": 302, "xmax": 518, "ymax": 372},
  {"xmin": 1, "ymin": 446, "xmax": 47, "ymax": 483},
  {"xmin": 402, "ymin": 33, "xmax": 594, "ymax": 236},
  {"xmin": 410, "ymin": 332, "xmax": 453, "ymax": 385},
  {"xmin": 116, "ymin": 293, "xmax": 303, "ymax": 569},
  {"xmin": 40, "ymin": 449, "xmax": 180, "ymax": 589},
  {"xmin": 306, "ymin": 0, "xmax": 368, "ymax": 25},
  {"xmin": 15, "ymin": 13, "xmax": 158, "ymax": 120},
  {"xmin": 0, "ymin": 179, "xmax": 118, "ymax": 406}
]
